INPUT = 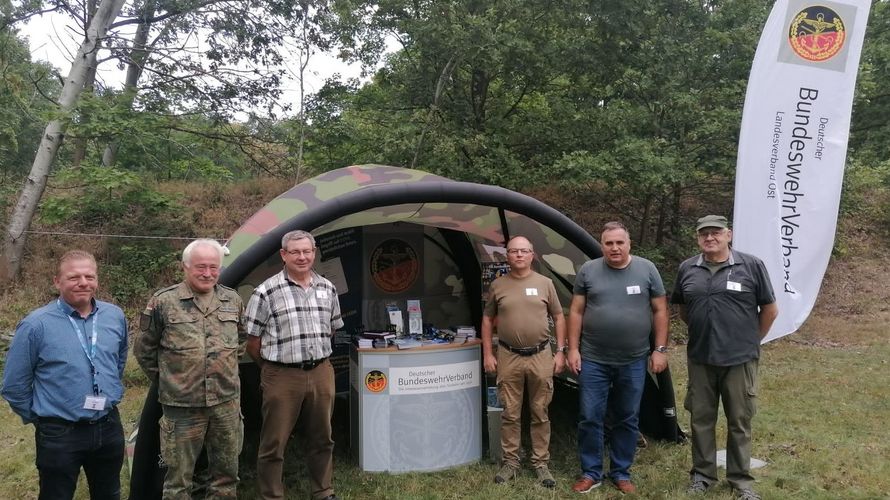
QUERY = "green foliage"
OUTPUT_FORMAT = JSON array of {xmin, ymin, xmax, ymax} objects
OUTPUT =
[
  {"xmin": 849, "ymin": 0, "xmax": 890, "ymax": 165},
  {"xmin": 39, "ymin": 165, "xmax": 177, "ymax": 226},
  {"xmin": 0, "ymin": 28, "xmax": 59, "ymax": 176},
  {"xmin": 102, "ymin": 243, "xmax": 180, "ymax": 305},
  {"xmin": 168, "ymin": 157, "xmax": 235, "ymax": 181},
  {"xmin": 307, "ymin": 0, "xmax": 772, "ymax": 250},
  {"xmin": 835, "ymin": 157, "xmax": 890, "ymax": 258},
  {"xmin": 840, "ymin": 158, "xmax": 890, "ymax": 216},
  {"xmin": 65, "ymin": 94, "xmax": 256, "ymax": 179}
]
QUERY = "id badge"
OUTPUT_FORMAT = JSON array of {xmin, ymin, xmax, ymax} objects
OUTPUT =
[
  {"xmin": 726, "ymin": 281, "xmax": 742, "ymax": 292},
  {"xmin": 317, "ymin": 290, "xmax": 328, "ymax": 299},
  {"xmin": 525, "ymin": 288, "xmax": 538, "ymax": 296},
  {"xmin": 83, "ymin": 395, "xmax": 107, "ymax": 411},
  {"xmin": 626, "ymin": 285, "xmax": 641, "ymax": 295}
]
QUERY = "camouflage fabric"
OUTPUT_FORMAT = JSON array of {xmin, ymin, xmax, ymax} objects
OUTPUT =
[
  {"xmin": 223, "ymin": 165, "xmax": 595, "ymax": 311},
  {"xmin": 134, "ymin": 282, "xmax": 246, "ymax": 407},
  {"xmin": 159, "ymin": 399, "xmax": 242, "ymax": 500}
]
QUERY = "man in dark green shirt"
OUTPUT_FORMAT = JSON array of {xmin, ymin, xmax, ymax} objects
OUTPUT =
[{"xmin": 672, "ymin": 215, "xmax": 778, "ymax": 500}]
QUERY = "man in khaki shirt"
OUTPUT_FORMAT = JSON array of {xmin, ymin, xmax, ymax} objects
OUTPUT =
[{"xmin": 482, "ymin": 236, "xmax": 566, "ymax": 488}]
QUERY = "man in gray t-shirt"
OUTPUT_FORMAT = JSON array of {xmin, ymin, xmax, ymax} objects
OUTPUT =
[{"xmin": 568, "ymin": 222, "xmax": 669, "ymax": 495}]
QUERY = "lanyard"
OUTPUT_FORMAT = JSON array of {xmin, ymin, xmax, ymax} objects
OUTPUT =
[{"xmin": 57, "ymin": 300, "xmax": 99, "ymax": 395}]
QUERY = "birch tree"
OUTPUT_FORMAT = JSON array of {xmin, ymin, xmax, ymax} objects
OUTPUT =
[{"xmin": 1, "ymin": 0, "xmax": 126, "ymax": 282}]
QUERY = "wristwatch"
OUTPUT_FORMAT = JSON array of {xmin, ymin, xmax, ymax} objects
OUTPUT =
[
  {"xmin": 557, "ymin": 345, "xmax": 568, "ymax": 354},
  {"xmin": 654, "ymin": 345, "xmax": 669, "ymax": 354}
]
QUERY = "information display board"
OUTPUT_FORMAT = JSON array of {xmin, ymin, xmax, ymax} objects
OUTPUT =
[{"xmin": 349, "ymin": 341, "xmax": 482, "ymax": 472}]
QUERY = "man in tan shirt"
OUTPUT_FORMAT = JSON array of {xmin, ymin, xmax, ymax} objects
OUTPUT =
[{"xmin": 482, "ymin": 236, "xmax": 567, "ymax": 488}]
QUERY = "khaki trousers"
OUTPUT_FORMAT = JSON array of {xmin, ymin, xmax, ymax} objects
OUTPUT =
[
  {"xmin": 685, "ymin": 359, "xmax": 758, "ymax": 491},
  {"xmin": 257, "ymin": 360, "xmax": 335, "ymax": 500},
  {"xmin": 496, "ymin": 348, "xmax": 554, "ymax": 468}
]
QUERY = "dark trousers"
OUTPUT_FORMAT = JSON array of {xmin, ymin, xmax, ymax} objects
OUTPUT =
[
  {"xmin": 685, "ymin": 359, "xmax": 758, "ymax": 491},
  {"xmin": 35, "ymin": 408, "xmax": 125, "ymax": 500}
]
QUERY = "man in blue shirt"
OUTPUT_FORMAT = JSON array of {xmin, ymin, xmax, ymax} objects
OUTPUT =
[{"xmin": 2, "ymin": 250, "xmax": 128, "ymax": 500}]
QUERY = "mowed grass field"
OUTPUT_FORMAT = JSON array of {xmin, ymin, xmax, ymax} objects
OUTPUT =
[{"xmin": 1, "ymin": 307, "xmax": 888, "ymax": 499}]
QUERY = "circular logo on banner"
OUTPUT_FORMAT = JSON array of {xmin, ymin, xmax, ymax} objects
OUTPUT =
[
  {"xmin": 365, "ymin": 370, "xmax": 387, "ymax": 393},
  {"xmin": 369, "ymin": 239, "xmax": 419, "ymax": 293},
  {"xmin": 788, "ymin": 6, "xmax": 846, "ymax": 62}
]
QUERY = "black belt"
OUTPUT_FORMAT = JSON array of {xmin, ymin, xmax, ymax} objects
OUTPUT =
[
  {"xmin": 498, "ymin": 339, "xmax": 550, "ymax": 357},
  {"xmin": 265, "ymin": 358, "xmax": 327, "ymax": 370},
  {"xmin": 38, "ymin": 407, "xmax": 118, "ymax": 426}
]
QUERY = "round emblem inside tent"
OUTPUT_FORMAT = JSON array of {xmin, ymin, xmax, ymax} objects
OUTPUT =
[
  {"xmin": 369, "ymin": 239, "xmax": 419, "ymax": 293},
  {"xmin": 788, "ymin": 6, "xmax": 846, "ymax": 62}
]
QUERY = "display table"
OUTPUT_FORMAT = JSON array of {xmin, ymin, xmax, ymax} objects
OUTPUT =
[{"xmin": 349, "ymin": 340, "xmax": 482, "ymax": 472}]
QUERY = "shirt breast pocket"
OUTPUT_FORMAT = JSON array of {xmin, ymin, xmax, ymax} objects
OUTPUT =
[
  {"xmin": 217, "ymin": 312, "xmax": 240, "ymax": 348},
  {"xmin": 160, "ymin": 314, "xmax": 201, "ymax": 350},
  {"xmin": 725, "ymin": 270, "xmax": 755, "ymax": 295}
]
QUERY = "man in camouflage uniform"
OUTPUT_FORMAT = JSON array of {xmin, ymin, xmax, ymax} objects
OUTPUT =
[{"xmin": 135, "ymin": 239, "xmax": 246, "ymax": 500}]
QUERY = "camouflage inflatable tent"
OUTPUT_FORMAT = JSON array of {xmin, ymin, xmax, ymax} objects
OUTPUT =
[
  {"xmin": 221, "ymin": 164, "xmax": 601, "ymax": 311},
  {"xmin": 130, "ymin": 165, "xmax": 681, "ymax": 498}
]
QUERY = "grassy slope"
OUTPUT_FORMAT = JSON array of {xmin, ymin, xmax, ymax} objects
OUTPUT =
[{"xmin": 0, "ymin": 183, "xmax": 888, "ymax": 499}]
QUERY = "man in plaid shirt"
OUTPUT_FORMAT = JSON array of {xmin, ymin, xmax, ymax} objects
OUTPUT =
[{"xmin": 245, "ymin": 230, "xmax": 344, "ymax": 500}]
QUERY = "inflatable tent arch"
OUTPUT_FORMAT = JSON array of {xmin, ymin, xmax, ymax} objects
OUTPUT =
[
  {"xmin": 221, "ymin": 164, "xmax": 601, "ymax": 305},
  {"xmin": 129, "ymin": 165, "xmax": 682, "ymax": 498}
]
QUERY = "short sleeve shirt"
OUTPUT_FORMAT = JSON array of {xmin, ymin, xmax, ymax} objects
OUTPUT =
[
  {"xmin": 483, "ymin": 271, "xmax": 562, "ymax": 348},
  {"xmin": 244, "ymin": 270, "xmax": 344, "ymax": 364},
  {"xmin": 671, "ymin": 250, "xmax": 776, "ymax": 366},
  {"xmin": 573, "ymin": 257, "xmax": 665, "ymax": 365}
]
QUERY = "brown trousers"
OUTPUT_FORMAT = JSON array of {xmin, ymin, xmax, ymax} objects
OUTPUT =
[
  {"xmin": 257, "ymin": 360, "xmax": 335, "ymax": 500},
  {"xmin": 496, "ymin": 348, "xmax": 554, "ymax": 468}
]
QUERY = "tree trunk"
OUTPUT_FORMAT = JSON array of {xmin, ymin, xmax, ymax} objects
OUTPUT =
[
  {"xmin": 71, "ymin": 0, "xmax": 100, "ymax": 168},
  {"xmin": 102, "ymin": 0, "xmax": 157, "ymax": 167},
  {"xmin": 411, "ymin": 55, "xmax": 458, "ymax": 169},
  {"xmin": 670, "ymin": 183, "xmax": 682, "ymax": 240},
  {"xmin": 294, "ymin": 1, "xmax": 310, "ymax": 185},
  {"xmin": 638, "ymin": 192, "xmax": 653, "ymax": 247},
  {"xmin": 1, "ymin": 0, "xmax": 127, "ymax": 283},
  {"xmin": 655, "ymin": 192, "xmax": 667, "ymax": 246}
]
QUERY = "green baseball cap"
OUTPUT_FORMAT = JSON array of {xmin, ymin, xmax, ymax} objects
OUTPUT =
[{"xmin": 695, "ymin": 215, "xmax": 729, "ymax": 231}]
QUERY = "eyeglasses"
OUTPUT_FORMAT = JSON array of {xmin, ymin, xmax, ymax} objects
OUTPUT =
[
  {"xmin": 506, "ymin": 248, "xmax": 533, "ymax": 255},
  {"xmin": 285, "ymin": 249, "xmax": 315, "ymax": 256}
]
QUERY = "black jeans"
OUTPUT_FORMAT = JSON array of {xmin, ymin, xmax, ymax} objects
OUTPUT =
[{"xmin": 35, "ymin": 408, "xmax": 125, "ymax": 500}]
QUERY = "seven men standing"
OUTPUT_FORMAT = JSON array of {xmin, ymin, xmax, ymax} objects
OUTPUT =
[
  {"xmin": 135, "ymin": 239, "xmax": 246, "ymax": 500},
  {"xmin": 672, "ymin": 215, "xmax": 777, "ymax": 500},
  {"xmin": 2, "ymin": 250, "xmax": 128, "ymax": 500},
  {"xmin": 568, "ymin": 222, "xmax": 669, "ymax": 495},
  {"xmin": 482, "ymin": 236, "xmax": 567, "ymax": 488},
  {"xmin": 245, "ymin": 230, "xmax": 343, "ymax": 500},
  {"xmin": 1, "ymin": 216, "xmax": 780, "ymax": 497}
]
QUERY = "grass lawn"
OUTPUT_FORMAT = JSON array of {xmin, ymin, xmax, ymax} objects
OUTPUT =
[{"xmin": 2, "ymin": 311, "xmax": 888, "ymax": 499}]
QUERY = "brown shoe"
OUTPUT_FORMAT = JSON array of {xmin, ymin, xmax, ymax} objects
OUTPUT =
[
  {"xmin": 535, "ymin": 465, "xmax": 556, "ymax": 488},
  {"xmin": 571, "ymin": 476, "xmax": 602, "ymax": 493},
  {"xmin": 613, "ymin": 479, "xmax": 637, "ymax": 494},
  {"xmin": 494, "ymin": 464, "xmax": 518, "ymax": 483}
]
